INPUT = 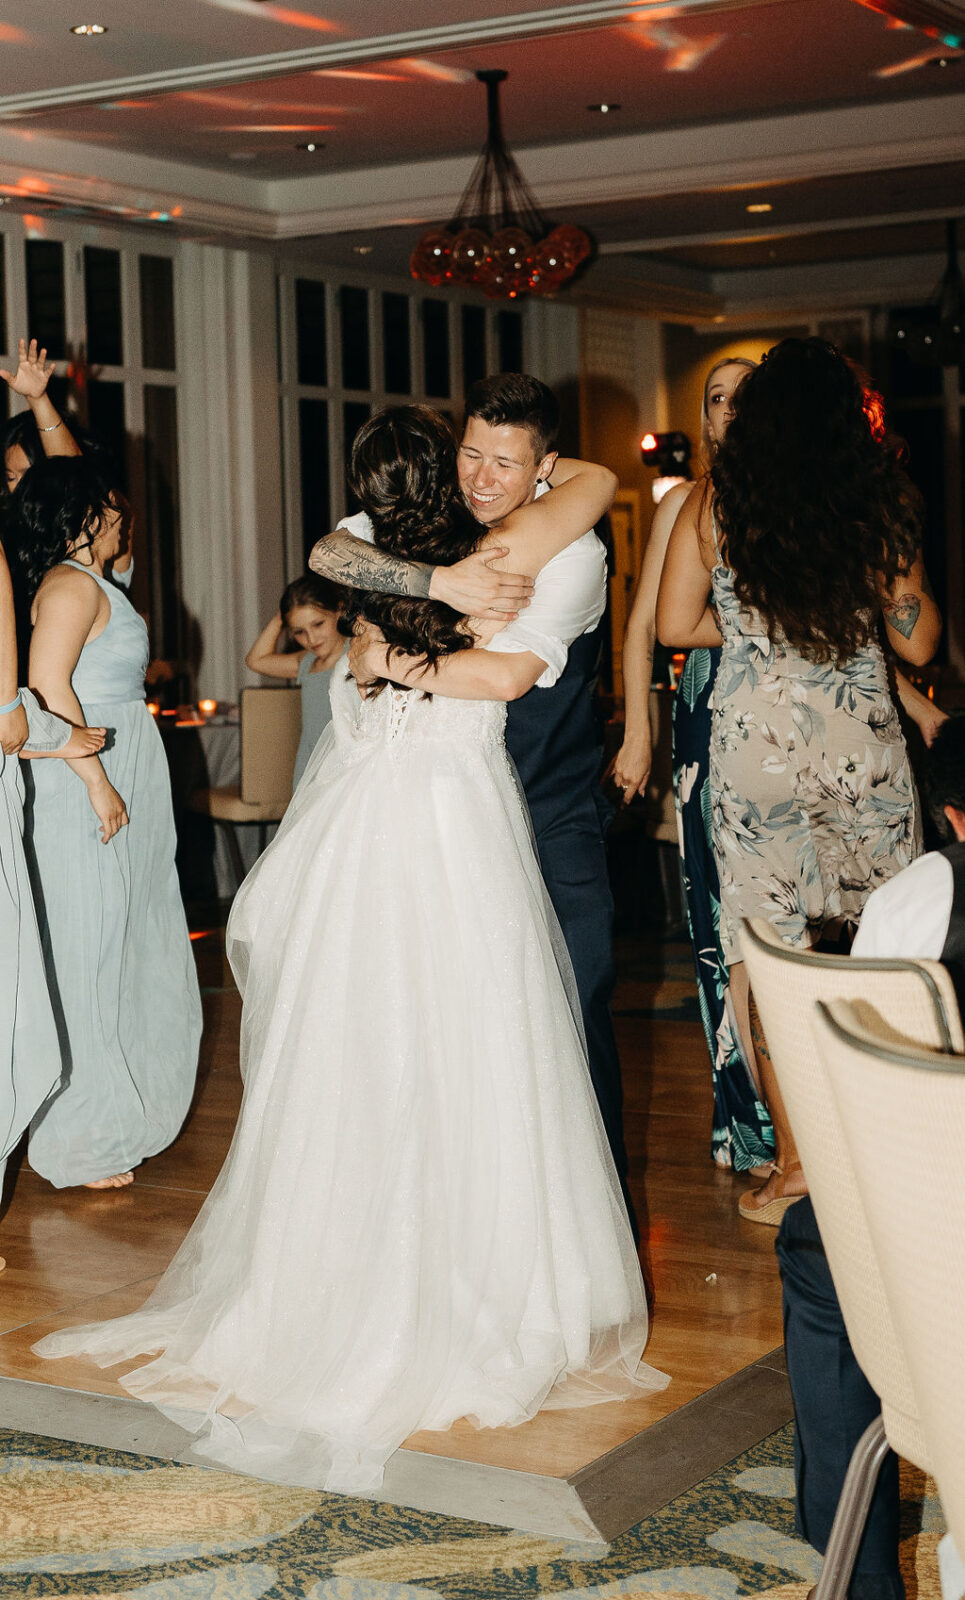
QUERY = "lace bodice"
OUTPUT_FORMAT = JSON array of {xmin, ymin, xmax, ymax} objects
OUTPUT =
[{"xmin": 329, "ymin": 665, "xmax": 507, "ymax": 753}]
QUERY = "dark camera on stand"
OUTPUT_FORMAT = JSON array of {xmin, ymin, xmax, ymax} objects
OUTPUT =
[
  {"xmin": 640, "ymin": 430, "xmax": 691, "ymax": 474},
  {"xmin": 640, "ymin": 431, "xmax": 692, "ymax": 505}
]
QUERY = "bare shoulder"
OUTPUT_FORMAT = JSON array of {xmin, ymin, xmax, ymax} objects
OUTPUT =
[{"xmin": 33, "ymin": 564, "xmax": 106, "ymax": 624}]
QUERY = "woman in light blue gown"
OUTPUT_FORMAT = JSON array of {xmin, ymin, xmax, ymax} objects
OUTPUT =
[
  {"xmin": 9, "ymin": 459, "xmax": 201, "ymax": 1190},
  {"xmin": 0, "ymin": 539, "xmax": 106, "ymax": 1262}
]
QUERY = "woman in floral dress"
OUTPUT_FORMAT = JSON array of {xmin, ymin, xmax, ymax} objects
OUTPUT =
[{"xmin": 656, "ymin": 338, "xmax": 941, "ymax": 1221}]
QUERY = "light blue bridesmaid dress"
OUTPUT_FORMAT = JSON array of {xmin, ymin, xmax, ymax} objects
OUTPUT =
[
  {"xmin": 0, "ymin": 690, "xmax": 70, "ymax": 1193},
  {"xmin": 293, "ymin": 649, "xmax": 340, "ymax": 790},
  {"xmin": 25, "ymin": 564, "xmax": 201, "ymax": 1186}
]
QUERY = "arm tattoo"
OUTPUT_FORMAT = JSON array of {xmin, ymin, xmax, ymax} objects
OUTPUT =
[
  {"xmin": 883, "ymin": 593, "xmax": 921, "ymax": 640},
  {"xmin": 308, "ymin": 531, "xmax": 435, "ymax": 598}
]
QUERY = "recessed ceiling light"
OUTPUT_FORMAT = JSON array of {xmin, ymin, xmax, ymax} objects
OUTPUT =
[
  {"xmin": 70, "ymin": 22, "xmax": 107, "ymax": 34},
  {"xmin": 929, "ymin": 53, "xmax": 961, "ymax": 66},
  {"xmin": 746, "ymin": 202, "xmax": 773, "ymax": 213},
  {"xmin": 588, "ymin": 102, "xmax": 620, "ymax": 113},
  {"xmin": 297, "ymin": 142, "xmax": 324, "ymax": 152},
  {"xmin": 352, "ymin": 245, "xmax": 374, "ymax": 255}
]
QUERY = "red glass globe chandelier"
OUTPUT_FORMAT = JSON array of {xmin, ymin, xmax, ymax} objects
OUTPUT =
[{"xmin": 410, "ymin": 69, "xmax": 593, "ymax": 300}]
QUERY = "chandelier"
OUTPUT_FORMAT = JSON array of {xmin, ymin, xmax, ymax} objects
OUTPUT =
[{"xmin": 410, "ymin": 69, "xmax": 593, "ymax": 300}]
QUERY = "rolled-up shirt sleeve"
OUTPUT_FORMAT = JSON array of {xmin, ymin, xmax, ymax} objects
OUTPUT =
[{"xmin": 483, "ymin": 532, "xmax": 607, "ymax": 688}]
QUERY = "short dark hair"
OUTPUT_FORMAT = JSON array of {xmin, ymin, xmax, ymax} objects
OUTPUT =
[
  {"xmin": 280, "ymin": 573, "xmax": 344, "ymax": 619},
  {"xmin": 924, "ymin": 715, "xmax": 965, "ymax": 839},
  {"xmin": 463, "ymin": 373, "xmax": 560, "ymax": 460}
]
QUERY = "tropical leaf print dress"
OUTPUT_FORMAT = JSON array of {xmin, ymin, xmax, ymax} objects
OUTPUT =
[
  {"xmin": 709, "ymin": 561, "xmax": 921, "ymax": 965},
  {"xmin": 673, "ymin": 648, "xmax": 773, "ymax": 1171}
]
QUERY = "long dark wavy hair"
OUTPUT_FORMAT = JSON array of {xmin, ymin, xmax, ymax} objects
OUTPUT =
[
  {"xmin": 1, "ymin": 411, "xmax": 115, "ymax": 508},
  {"xmin": 340, "ymin": 405, "xmax": 483, "ymax": 687},
  {"xmin": 7, "ymin": 457, "xmax": 125, "ymax": 596},
  {"xmin": 711, "ymin": 337, "xmax": 922, "ymax": 665}
]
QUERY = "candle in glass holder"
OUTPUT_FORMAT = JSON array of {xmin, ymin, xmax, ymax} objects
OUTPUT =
[
  {"xmin": 146, "ymin": 701, "xmax": 160, "ymax": 717},
  {"xmin": 199, "ymin": 698, "xmax": 217, "ymax": 718}
]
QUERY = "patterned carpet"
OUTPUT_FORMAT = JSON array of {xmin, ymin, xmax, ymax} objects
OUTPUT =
[{"xmin": 0, "ymin": 1421, "xmax": 943, "ymax": 1600}]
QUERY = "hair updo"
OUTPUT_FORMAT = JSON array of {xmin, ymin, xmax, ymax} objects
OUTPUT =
[{"xmin": 340, "ymin": 405, "xmax": 484, "ymax": 681}]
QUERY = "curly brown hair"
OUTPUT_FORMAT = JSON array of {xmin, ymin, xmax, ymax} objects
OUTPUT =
[
  {"xmin": 711, "ymin": 337, "xmax": 922, "ymax": 666},
  {"xmin": 339, "ymin": 405, "xmax": 483, "ymax": 689}
]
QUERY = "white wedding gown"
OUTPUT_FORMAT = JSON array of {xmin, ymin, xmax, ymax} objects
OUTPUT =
[{"xmin": 36, "ymin": 667, "xmax": 666, "ymax": 1492}]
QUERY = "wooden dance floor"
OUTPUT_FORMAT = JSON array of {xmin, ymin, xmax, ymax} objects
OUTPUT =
[{"xmin": 0, "ymin": 925, "xmax": 789, "ymax": 1542}]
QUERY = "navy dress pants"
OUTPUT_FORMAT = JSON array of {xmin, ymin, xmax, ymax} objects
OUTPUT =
[
  {"xmin": 776, "ymin": 1197, "xmax": 904, "ymax": 1600},
  {"xmin": 534, "ymin": 796, "xmax": 637, "ymax": 1242}
]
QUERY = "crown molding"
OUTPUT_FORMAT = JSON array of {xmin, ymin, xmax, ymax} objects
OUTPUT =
[
  {"xmin": 0, "ymin": 91, "xmax": 961, "ymax": 250},
  {"xmin": 0, "ymin": 0, "xmax": 782, "ymax": 119},
  {"xmin": 267, "ymin": 92, "xmax": 965, "ymax": 236}
]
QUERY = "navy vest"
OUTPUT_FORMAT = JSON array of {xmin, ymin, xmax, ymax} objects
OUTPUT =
[
  {"xmin": 939, "ymin": 841, "xmax": 965, "ymax": 1024},
  {"xmin": 505, "ymin": 621, "xmax": 606, "ymax": 838}
]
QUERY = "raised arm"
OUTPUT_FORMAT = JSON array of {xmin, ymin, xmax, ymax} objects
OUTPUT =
[
  {"xmin": 607, "ymin": 480, "xmax": 691, "ymax": 801},
  {"xmin": 29, "ymin": 571, "xmax": 128, "ymax": 842},
  {"xmin": 489, "ymin": 458, "xmax": 617, "ymax": 576},
  {"xmin": 246, "ymin": 611, "xmax": 303, "ymax": 680},
  {"xmin": 0, "ymin": 338, "xmax": 82, "ymax": 463},
  {"xmin": 878, "ymin": 554, "xmax": 942, "ymax": 666},
  {"xmin": 655, "ymin": 482, "xmax": 722, "ymax": 649},
  {"xmin": 309, "ymin": 529, "xmax": 533, "ymax": 622}
]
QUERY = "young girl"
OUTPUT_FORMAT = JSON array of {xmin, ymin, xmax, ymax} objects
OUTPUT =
[{"xmin": 245, "ymin": 575, "xmax": 346, "ymax": 790}]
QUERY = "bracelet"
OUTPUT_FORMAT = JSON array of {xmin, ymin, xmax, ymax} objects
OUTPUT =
[
  {"xmin": 0, "ymin": 690, "xmax": 22, "ymax": 715},
  {"xmin": 38, "ymin": 419, "xmax": 65, "ymax": 433}
]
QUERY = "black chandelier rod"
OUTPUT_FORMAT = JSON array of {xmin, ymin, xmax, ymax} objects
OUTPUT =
[{"xmin": 449, "ymin": 69, "xmax": 547, "ymax": 238}]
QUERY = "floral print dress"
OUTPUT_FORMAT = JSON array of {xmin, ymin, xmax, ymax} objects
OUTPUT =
[{"xmin": 709, "ymin": 562, "xmax": 921, "ymax": 966}]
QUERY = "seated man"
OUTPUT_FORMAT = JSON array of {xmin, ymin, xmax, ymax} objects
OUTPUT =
[{"xmin": 776, "ymin": 713, "xmax": 965, "ymax": 1600}]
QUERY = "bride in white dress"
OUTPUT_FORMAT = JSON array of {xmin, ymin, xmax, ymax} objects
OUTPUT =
[{"xmin": 36, "ymin": 406, "xmax": 667, "ymax": 1493}]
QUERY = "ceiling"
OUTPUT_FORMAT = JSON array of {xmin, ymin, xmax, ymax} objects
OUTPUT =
[{"xmin": 0, "ymin": 0, "xmax": 962, "ymax": 318}]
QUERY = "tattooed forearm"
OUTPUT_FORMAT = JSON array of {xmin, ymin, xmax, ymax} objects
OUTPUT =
[
  {"xmin": 883, "ymin": 593, "xmax": 922, "ymax": 640},
  {"xmin": 308, "ymin": 531, "xmax": 435, "ymax": 598}
]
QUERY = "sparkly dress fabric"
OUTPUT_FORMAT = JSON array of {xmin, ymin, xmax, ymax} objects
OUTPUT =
[
  {"xmin": 24, "ymin": 565, "xmax": 201, "ymax": 1186},
  {"xmin": 709, "ymin": 561, "xmax": 921, "ymax": 962},
  {"xmin": 672, "ymin": 649, "xmax": 773, "ymax": 1171},
  {"xmin": 35, "ymin": 664, "xmax": 666, "ymax": 1493}
]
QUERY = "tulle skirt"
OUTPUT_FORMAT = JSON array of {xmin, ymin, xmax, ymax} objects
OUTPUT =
[{"xmin": 36, "ymin": 717, "xmax": 666, "ymax": 1491}]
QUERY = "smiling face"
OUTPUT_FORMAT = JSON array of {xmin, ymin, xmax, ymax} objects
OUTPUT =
[
  {"xmin": 286, "ymin": 603, "xmax": 341, "ymax": 658},
  {"xmin": 703, "ymin": 361, "xmax": 754, "ymax": 449},
  {"xmin": 457, "ymin": 415, "xmax": 557, "ymax": 527}
]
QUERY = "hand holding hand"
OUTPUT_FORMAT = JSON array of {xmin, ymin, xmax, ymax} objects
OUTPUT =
[
  {"xmin": 0, "ymin": 337, "xmax": 55, "ymax": 400},
  {"xmin": 0, "ymin": 702, "xmax": 29, "ymax": 756},
  {"xmin": 87, "ymin": 775, "xmax": 129, "ymax": 843},
  {"xmin": 429, "ymin": 548, "xmax": 534, "ymax": 619},
  {"xmin": 604, "ymin": 733, "xmax": 652, "ymax": 805}
]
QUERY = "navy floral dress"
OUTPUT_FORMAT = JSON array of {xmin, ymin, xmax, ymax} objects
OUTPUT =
[{"xmin": 673, "ymin": 647, "xmax": 774, "ymax": 1171}]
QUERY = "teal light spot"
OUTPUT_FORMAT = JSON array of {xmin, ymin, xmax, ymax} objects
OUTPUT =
[
  {"xmin": 733, "ymin": 1466, "xmax": 796, "ymax": 1499},
  {"xmin": 104, "ymin": 1567, "xmax": 279, "ymax": 1600},
  {"xmin": 707, "ymin": 1520, "xmax": 822, "ymax": 1581},
  {"xmin": 306, "ymin": 1581, "xmax": 446, "ymax": 1599},
  {"xmin": 560, "ymin": 1567, "xmax": 746, "ymax": 1600}
]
